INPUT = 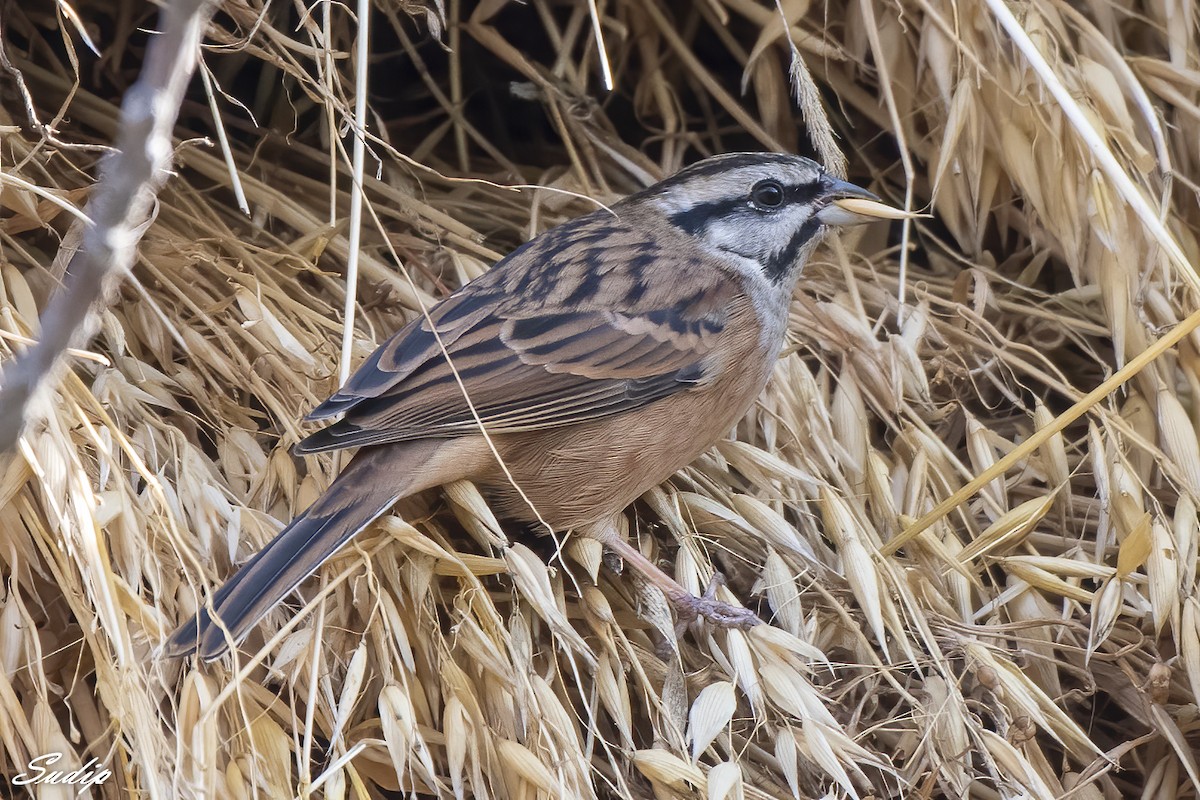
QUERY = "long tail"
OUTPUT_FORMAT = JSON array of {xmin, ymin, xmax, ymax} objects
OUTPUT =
[{"xmin": 165, "ymin": 443, "xmax": 445, "ymax": 661}]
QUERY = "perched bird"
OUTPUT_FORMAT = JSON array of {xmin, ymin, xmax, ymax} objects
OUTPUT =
[{"xmin": 166, "ymin": 152, "xmax": 896, "ymax": 660}]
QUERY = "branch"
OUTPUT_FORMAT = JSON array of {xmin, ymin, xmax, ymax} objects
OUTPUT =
[{"xmin": 0, "ymin": 0, "xmax": 219, "ymax": 452}]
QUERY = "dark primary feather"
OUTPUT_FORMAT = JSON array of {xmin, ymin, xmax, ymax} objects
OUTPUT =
[
  {"xmin": 164, "ymin": 448, "xmax": 409, "ymax": 660},
  {"xmin": 296, "ymin": 208, "xmax": 733, "ymax": 454}
]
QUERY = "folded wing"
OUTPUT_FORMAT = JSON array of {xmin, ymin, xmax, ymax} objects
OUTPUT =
[{"xmin": 297, "ymin": 214, "xmax": 733, "ymax": 453}]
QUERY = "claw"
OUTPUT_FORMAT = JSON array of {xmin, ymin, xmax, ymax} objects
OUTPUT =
[
  {"xmin": 586, "ymin": 524, "xmax": 761, "ymax": 634},
  {"xmin": 672, "ymin": 589, "xmax": 761, "ymax": 629}
]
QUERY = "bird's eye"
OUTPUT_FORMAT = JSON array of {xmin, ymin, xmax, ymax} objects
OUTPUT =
[{"xmin": 751, "ymin": 180, "xmax": 786, "ymax": 210}]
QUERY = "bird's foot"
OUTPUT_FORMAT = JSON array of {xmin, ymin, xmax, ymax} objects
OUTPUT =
[
  {"xmin": 671, "ymin": 573, "xmax": 761, "ymax": 633},
  {"xmin": 585, "ymin": 525, "xmax": 761, "ymax": 634}
]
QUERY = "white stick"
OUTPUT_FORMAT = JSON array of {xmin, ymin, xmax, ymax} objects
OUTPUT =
[
  {"xmin": 985, "ymin": 0, "xmax": 1198, "ymax": 291},
  {"xmin": 340, "ymin": 0, "xmax": 372, "ymax": 387}
]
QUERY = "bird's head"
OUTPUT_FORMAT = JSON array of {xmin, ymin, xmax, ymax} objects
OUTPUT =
[{"xmin": 637, "ymin": 152, "xmax": 898, "ymax": 288}]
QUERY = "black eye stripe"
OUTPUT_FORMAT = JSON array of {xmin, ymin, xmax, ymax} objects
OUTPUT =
[
  {"xmin": 667, "ymin": 198, "xmax": 745, "ymax": 235},
  {"xmin": 787, "ymin": 181, "xmax": 823, "ymax": 206},
  {"xmin": 667, "ymin": 179, "xmax": 823, "ymax": 234}
]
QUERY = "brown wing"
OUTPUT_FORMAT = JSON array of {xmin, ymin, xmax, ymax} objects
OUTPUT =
[{"xmin": 296, "ymin": 210, "xmax": 733, "ymax": 454}]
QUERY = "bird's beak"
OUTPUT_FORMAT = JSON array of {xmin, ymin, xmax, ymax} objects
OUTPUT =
[{"xmin": 816, "ymin": 177, "xmax": 918, "ymax": 225}]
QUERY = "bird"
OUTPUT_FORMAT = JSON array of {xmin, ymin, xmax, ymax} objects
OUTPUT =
[{"xmin": 165, "ymin": 152, "xmax": 898, "ymax": 660}]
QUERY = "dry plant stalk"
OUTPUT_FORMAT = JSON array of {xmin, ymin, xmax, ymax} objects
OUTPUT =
[
  {"xmin": 1, "ymin": 0, "xmax": 1199, "ymax": 798},
  {"xmin": 0, "ymin": 0, "xmax": 219, "ymax": 451}
]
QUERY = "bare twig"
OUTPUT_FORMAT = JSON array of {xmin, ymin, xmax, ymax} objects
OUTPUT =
[{"xmin": 0, "ymin": 0, "xmax": 220, "ymax": 452}]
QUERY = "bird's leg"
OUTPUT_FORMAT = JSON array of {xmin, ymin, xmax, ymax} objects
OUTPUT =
[{"xmin": 585, "ymin": 523, "xmax": 760, "ymax": 630}]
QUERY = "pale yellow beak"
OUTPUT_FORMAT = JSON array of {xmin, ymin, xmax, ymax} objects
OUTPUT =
[
  {"xmin": 815, "ymin": 176, "xmax": 924, "ymax": 226},
  {"xmin": 831, "ymin": 196, "xmax": 929, "ymax": 221}
]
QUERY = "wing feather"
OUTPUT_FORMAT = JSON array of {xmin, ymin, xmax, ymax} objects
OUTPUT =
[{"xmin": 295, "ymin": 212, "xmax": 733, "ymax": 454}]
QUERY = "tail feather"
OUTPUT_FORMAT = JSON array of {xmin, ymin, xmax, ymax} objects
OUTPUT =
[{"xmin": 165, "ymin": 445, "xmax": 441, "ymax": 660}]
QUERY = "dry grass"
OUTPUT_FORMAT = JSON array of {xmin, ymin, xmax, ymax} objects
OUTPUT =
[{"xmin": 2, "ymin": 0, "xmax": 1200, "ymax": 797}]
